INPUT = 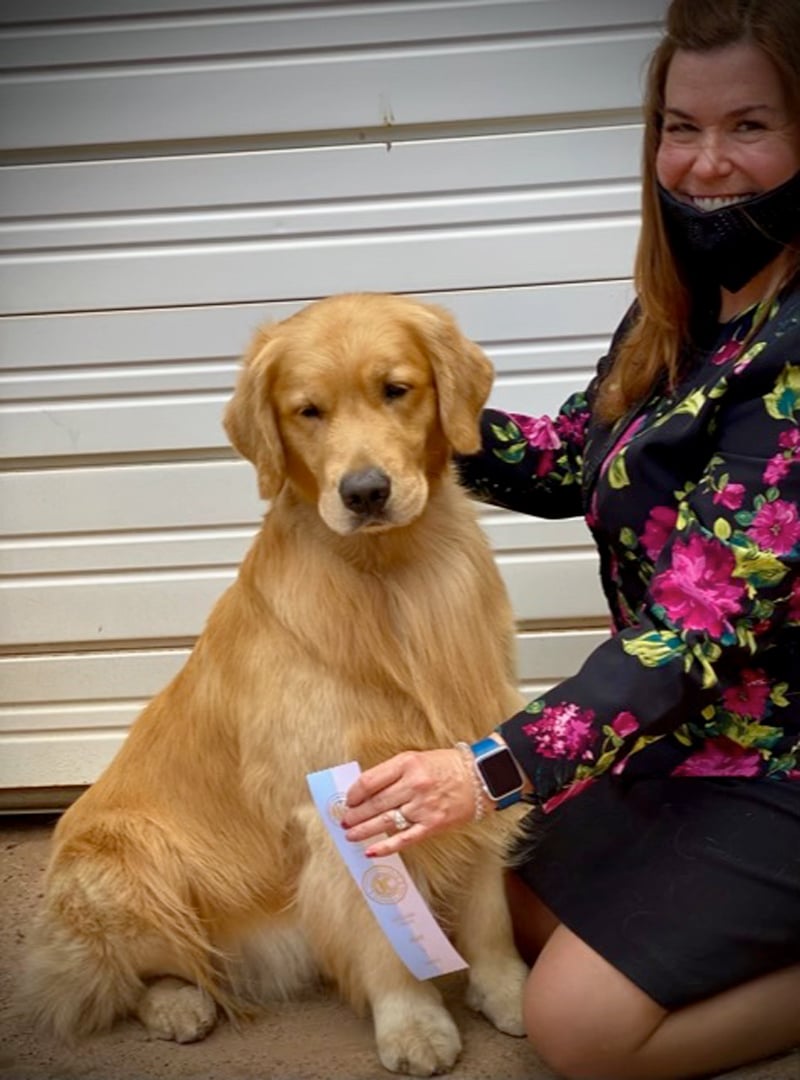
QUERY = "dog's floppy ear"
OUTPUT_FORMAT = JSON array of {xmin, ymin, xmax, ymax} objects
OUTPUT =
[
  {"xmin": 411, "ymin": 303, "xmax": 494, "ymax": 454},
  {"xmin": 223, "ymin": 325, "xmax": 285, "ymax": 500}
]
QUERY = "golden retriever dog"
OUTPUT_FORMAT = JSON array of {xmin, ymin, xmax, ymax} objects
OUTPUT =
[{"xmin": 24, "ymin": 292, "xmax": 529, "ymax": 1076}]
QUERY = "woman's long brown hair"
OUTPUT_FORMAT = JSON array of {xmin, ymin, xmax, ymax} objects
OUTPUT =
[{"xmin": 595, "ymin": 0, "xmax": 800, "ymax": 423}]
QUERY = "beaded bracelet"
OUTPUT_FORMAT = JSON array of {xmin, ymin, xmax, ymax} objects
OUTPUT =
[{"xmin": 454, "ymin": 741, "xmax": 487, "ymax": 822}]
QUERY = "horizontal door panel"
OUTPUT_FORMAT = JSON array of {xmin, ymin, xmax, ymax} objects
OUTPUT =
[
  {"xmin": 0, "ymin": 372, "xmax": 590, "ymax": 459},
  {"xmin": 515, "ymin": 628, "xmax": 609, "ymax": 681},
  {"xmin": 2, "ymin": 127, "xmax": 641, "ymax": 222},
  {"xmin": 0, "ymin": 552, "xmax": 603, "ymax": 649},
  {"xmin": 1, "ymin": 342, "xmax": 607, "ymax": 402},
  {"xmin": 1, "ymin": 461, "xmax": 593, "ymax": 541},
  {"xmin": 1, "ymin": 2, "xmax": 666, "ymax": 67},
  {"xmin": 0, "ymin": 519, "xmax": 595, "ymax": 575},
  {"xmin": 0, "ymin": 217, "xmax": 639, "ymax": 316},
  {"xmin": 0, "ymin": 35, "xmax": 657, "ymax": 151},
  {"xmin": 0, "ymin": 393, "xmax": 230, "ymax": 458},
  {"xmin": 2, "ymin": 513, "xmax": 594, "ymax": 575},
  {"xmin": 0, "ymin": 282, "xmax": 634, "ymax": 371},
  {"xmin": 0, "ymin": 625, "xmax": 610, "ymax": 792},
  {"xmin": 0, "ymin": 625, "xmax": 608, "ymax": 710},
  {"xmin": 0, "ymin": 527, "xmax": 258, "ymax": 576},
  {"xmin": 0, "ymin": 183, "xmax": 639, "ymax": 253},
  {"xmin": 0, "ymin": 632, "xmax": 606, "ymax": 704},
  {"xmin": 0, "ymin": 569, "xmax": 236, "ymax": 648},
  {"xmin": 502, "ymin": 553, "xmax": 606, "ymax": 624},
  {"xmin": 0, "ymin": 649, "xmax": 189, "ymax": 704},
  {"xmin": 0, "ymin": 729, "xmax": 127, "ymax": 789},
  {"xmin": 0, "ymin": 460, "xmax": 259, "ymax": 534}
]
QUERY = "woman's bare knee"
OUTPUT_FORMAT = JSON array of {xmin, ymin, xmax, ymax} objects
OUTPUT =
[{"xmin": 523, "ymin": 925, "xmax": 666, "ymax": 1079}]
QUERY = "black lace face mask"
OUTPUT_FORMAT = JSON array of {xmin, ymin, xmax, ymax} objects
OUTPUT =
[{"xmin": 658, "ymin": 169, "xmax": 800, "ymax": 293}]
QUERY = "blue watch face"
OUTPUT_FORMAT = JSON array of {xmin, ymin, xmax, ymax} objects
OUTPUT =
[{"xmin": 478, "ymin": 748, "xmax": 523, "ymax": 799}]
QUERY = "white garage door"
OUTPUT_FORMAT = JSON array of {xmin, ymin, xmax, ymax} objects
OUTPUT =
[{"xmin": 0, "ymin": 0, "xmax": 667, "ymax": 806}]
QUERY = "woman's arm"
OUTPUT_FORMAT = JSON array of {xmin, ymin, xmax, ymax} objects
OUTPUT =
[
  {"xmin": 456, "ymin": 305, "xmax": 639, "ymax": 519},
  {"xmin": 455, "ymin": 395, "xmax": 591, "ymax": 519},
  {"xmin": 343, "ymin": 298, "xmax": 800, "ymax": 851}
]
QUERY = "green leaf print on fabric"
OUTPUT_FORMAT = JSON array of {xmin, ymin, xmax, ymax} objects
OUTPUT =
[
  {"xmin": 729, "ymin": 536, "xmax": 789, "ymax": 590},
  {"xmin": 488, "ymin": 419, "xmax": 527, "ymax": 463},
  {"xmin": 764, "ymin": 364, "xmax": 800, "ymax": 421},
  {"xmin": 622, "ymin": 630, "xmax": 685, "ymax": 667},
  {"xmin": 607, "ymin": 452, "xmax": 630, "ymax": 489}
]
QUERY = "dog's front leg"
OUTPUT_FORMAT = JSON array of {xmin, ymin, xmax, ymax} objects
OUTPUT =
[
  {"xmin": 454, "ymin": 850, "xmax": 528, "ymax": 1037},
  {"xmin": 294, "ymin": 808, "xmax": 461, "ymax": 1077}
]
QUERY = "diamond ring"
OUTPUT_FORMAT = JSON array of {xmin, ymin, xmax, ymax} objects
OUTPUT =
[{"xmin": 387, "ymin": 808, "xmax": 411, "ymax": 832}]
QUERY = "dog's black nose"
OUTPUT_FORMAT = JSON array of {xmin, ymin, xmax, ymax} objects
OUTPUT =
[{"xmin": 339, "ymin": 469, "xmax": 391, "ymax": 515}]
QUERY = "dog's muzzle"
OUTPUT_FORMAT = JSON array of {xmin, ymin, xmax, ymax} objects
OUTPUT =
[{"xmin": 339, "ymin": 468, "xmax": 391, "ymax": 519}]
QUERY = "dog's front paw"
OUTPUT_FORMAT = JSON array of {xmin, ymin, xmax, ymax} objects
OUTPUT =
[
  {"xmin": 466, "ymin": 957, "xmax": 528, "ymax": 1037},
  {"xmin": 373, "ymin": 991, "xmax": 461, "ymax": 1076},
  {"xmin": 136, "ymin": 977, "xmax": 218, "ymax": 1044}
]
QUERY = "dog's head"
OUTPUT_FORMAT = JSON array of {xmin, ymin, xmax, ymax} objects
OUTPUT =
[{"xmin": 224, "ymin": 293, "xmax": 493, "ymax": 536}]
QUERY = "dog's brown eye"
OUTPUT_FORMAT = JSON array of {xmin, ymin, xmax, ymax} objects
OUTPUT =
[
  {"xmin": 384, "ymin": 384, "xmax": 409, "ymax": 401},
  {"xmin": 298, "ymin": 404, "xmax": 321, "ymax": 419}
]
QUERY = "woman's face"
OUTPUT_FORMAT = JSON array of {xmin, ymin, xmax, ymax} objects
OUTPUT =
[{"xmin": 656, "ymin": 43, "xmax": 799, "ymax": 209}]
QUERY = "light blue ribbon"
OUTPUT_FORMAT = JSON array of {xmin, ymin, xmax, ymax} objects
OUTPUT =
[{"xmin": 307, "ymin": 761, "xmax": 468, "ymax": 980}]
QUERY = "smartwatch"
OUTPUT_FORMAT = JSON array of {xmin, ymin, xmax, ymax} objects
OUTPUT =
[{"xmin": 469, "ymin": 737, "xmax": 526, "ymax": 809}]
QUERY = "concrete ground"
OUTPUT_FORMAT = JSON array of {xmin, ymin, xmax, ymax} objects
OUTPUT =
[{"xmin": 0, "ymin": 816, "xmax": 797, "ymax": 1080}]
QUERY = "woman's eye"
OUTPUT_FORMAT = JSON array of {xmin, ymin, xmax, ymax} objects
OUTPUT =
[
  {"xmin": 384, "ymin": 383, "xmax": 410, "ymax": 401},
  {"xmin": 298, "ymin": 404, "xmax": 321, "ymax": 419}
]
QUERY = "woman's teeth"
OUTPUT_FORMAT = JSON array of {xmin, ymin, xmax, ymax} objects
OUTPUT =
[{"xmin": 691, "ymin": 194, "xmax": 751, "ymax": 211}]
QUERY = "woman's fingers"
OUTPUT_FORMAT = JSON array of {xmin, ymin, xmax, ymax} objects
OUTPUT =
[
  {"xmin": 361, "ymin": 822, "xmax": 426, "ymax": 858},
  {"xmin": 341, "ymin": 748, "xmax": 477, "ymax": 852},
  {"xmin": 344, "ymin": 806, "xmax": 413, "ymax": 844},
  {"xmin": 344, "ymin": 753, "xmax": 411, "ymax": 816}
]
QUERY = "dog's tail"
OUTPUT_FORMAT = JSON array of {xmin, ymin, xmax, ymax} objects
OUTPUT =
[{"xmin": 22, "ymin": 816, "xmax": 226, "ymax": 1042}]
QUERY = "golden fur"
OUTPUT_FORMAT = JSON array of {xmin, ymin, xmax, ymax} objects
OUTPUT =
[{"xmin": 24, "ymin": 293, "xmax": 528, "ymax": 1076}]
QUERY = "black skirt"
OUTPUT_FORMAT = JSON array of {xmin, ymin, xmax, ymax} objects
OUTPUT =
[{"xmin": 512, "ymin": 774, "xmax": 800, "ymax": 1010}]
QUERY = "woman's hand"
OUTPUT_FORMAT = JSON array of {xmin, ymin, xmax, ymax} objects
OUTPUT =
[{"xmin": 341, "ymin": 748, "xmax": 480, "ymax": 857}]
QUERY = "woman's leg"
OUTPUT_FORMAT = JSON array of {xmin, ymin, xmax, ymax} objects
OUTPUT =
[{"xmin": 524, "ymin": 924, "xmax": 800, "ymax": 1080}]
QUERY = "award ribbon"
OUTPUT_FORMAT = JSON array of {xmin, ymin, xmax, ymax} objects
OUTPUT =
[{"xmin": 306, "ymin": 761, "xmax": 468, "ymax": 980}]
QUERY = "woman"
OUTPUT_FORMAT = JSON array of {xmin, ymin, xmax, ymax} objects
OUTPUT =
[{"xmin": 341, "ymin": 1, "xmax": 800, "ymax": 1078}]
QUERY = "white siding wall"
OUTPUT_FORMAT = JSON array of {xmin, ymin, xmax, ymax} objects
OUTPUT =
[{"xmin": 0, "ymin": 0, "xmax": 667, "ymax": 802}]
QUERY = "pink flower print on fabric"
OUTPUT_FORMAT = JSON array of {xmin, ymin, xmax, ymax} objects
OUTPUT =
[
  {"xmin": 712, "ymin": 483, "xmax": 746, "ymax": 511},
  {"xmin": 671, "ymin": 736, "xmax": 763, "ymax": 777},
  {"xmin": 746, "ymin": 499, "xmax": 800, "ymax": 556},
  {"xmin": 763, "ymin": 428, "xmax": 800, "ymax": 485},
  {"xmin": 610, "ymin": 711, "xmax": 639, "ymax": 738},
  {"xmin": 522, "ymin": 702, "xmax": 596, "ymax": 760},
  {"xmin": 763, "ymin": 456, "xmax": 791, "ymax": 484},
  {"xmin": 507, "ymin": 413, "xmax": 560, "ymax": 450},
  {"xmin": 711, "ymin": 338, "xmax": 745, "ymax": 367},
  {"xmin": 600, "ymin": 414, "xmax": 648, "ymax": 479},
  {"xmin": 788, "ymin": 578, "xmax": 800, "ymax": 623},
  {"xmin": 722, "ymin": 668, "xmax": 770, "ymax": 718},
  {"xmin": 507, "ymin": 413, "xmax": 560, "ymax": 477},
  {"xmin": 608, "ymin": 712, "xmax": 640, "ymax": 774},
  {"xmin": 778, "ymin": 428, "xmax": 800, "ymax": 453},
  {"xmin": 542, "ymin": 775, "xmax": 596, "ymax": 814},
  {"xmin": 585, "ymin": 490, "xmax": 599, "ymax": 529},
  {"xmin": 641, "ymin": 506, "xmax": 679, "ymax": 561},
  {"xmin": 651, "ymin": 534, "xmax": 745, "ymax": 637},
  {"xmin": 555, "ymin": 409, "xmax": 590, "ymax": 444}
]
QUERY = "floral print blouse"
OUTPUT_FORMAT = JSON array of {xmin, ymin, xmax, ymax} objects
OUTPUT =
[{"xmin": 458, "ymin": 282, "xmax": 800, "ymax": 810}]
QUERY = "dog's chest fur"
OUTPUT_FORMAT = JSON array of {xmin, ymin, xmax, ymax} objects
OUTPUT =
[{"xmin": 230, "ymin": 476, "xmax": 520, "ymax": 776}]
